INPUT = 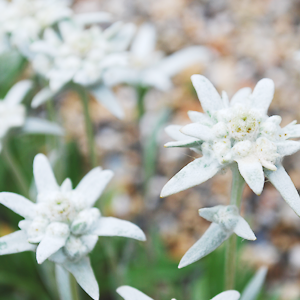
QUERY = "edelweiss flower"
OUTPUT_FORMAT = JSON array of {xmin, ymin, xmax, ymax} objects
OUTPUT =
[
  {"xmin": 0, "ymin": 80, "xmax": 63, "ymax": 151},
  {"xmin": 30, "ymin": 21, "xmax": 135, "ymax": 119},
  {"xmin": 0, "ymin": 154, "xmax": 146, "ymax": 300},
  {"xmin": 0, "ymin": 0, "xmax": 72, "ymax": 56},
  {"xmin": 117, "ymin": 285, "xmax": 240, "ymax": 300},
  {"xmin": 103, "ymin": 23, "xmax": 211, "ymax": 91},
  {"xmin": 161, "ymin": 75, "xmax": 300, "ymax": 216},
  {"xmin": 179, "ymin": 205, "xmax": 256, "ymax": 268}
]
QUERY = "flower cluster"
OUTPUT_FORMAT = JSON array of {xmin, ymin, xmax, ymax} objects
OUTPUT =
[
  {"xmin": 161, "ymin": 75, "xmax": 300, "ymax": 217},
  {"xmin": 30, "ymin": 21, "xmax": 135, "ymax": 118},
  {"xmin": 0, "ymin": 154, "xmax": 146, "ymax": 299},
  {"xmin": 104, "ymin": 23, "xmax": 210, "ymax": 91},
  {"xmin": 0, "ymin": 0, "xmax": 72, "ymax": 56},
  {"xmin": 0, "ymin": 80, "xmax": 63, "ymax": 150}
]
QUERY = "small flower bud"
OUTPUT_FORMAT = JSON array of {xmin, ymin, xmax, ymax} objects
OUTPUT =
[
  {"xmin": 71, "ymin": 208, "xmax": 101, "ymax": 235},
  {"xmin": 64, "ymin": 235, "xmax": 89, "ymax": 261},
  {"xmin": 232, "ymin": 140, "xmax": 252, "ymax": 158},
  {"xmin": 46, "ymin": 222, "xmax": 70, "ymax": 238},
  {"xmin": 27, "ymin": 217, "xmax": 49, "ymax": 243}
]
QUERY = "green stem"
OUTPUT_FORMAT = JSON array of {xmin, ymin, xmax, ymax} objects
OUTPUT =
[
  {"xmin": 136, "ymin": 86, "xmax": 148, "ymax": 120},
  {"xmin": 2, "ymin": 139, "xmax": 29, "ymax": 199},
  {"xmin": 224, "ymin": 164, "xmax": 245, "ymax": 290},
  {"xmin": 76, "ymin": 85, "xmax": 97, "ymax": 168}
]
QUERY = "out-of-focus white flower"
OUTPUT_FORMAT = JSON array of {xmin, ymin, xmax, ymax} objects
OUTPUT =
[
  {"xmin": 161, "ymin": 75, "xmax": 300, "ymax": 216},
  {"xmin": 0, "ymin": 80, "xmax": 63, "ymax": 151},
  {"xmin": 0, "ymin": 0, "xmax": 72, "ymax": 57},
  {"xmin": 117, "ymin": 285, "xmax": 240, "ymax": 300},
  {"xmin": 30, "ymin": 21, "xmax": 135, "ymax": 119},
  {"xmin": 103, "ymin": 23, "xmax": 211, "ymax": 91},
  {"xmin": 178, "ymin": 205, "xmax": 256, "ymax": 268},
  {"xmin": 0, "ymin": 153, "xmax": 146, "ymax": 300}
]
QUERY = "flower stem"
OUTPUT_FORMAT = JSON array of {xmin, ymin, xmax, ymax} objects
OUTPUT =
[
  {"xmin": 2, "ymin": 139, "xmax": 29, "ymax": 199},
  {"xmin": 136, "ymin": 86, "xmax": 148, "ymax": 120},
  {"xmin": 76, "ymin": 85, "xmax": 97, "ymax": 168},
  {"xmin": 224, "ymin": 163, "xmax": 245, "ymax": 290}
]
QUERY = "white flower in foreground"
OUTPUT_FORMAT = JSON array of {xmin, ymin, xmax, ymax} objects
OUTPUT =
[
  {"xmin": 0, "ymin": 0, "xmax": 72, "ymax": 56},
  {"xmin": 103, "ymin": 23, "xmax": 211, "ymax": 91},
  {"xmin": 161, "ymin": 75, "xmax": 300, "ymax": 216},
  {"xmin": 0, "ymin": 153, "xmax": 146, "ymax": 300},
  {"xmin": 117, "ymin": 285, "xmax": 240, "ymax": 300},
  {"xmin": 30, "ymin": 21, "xmax": 135, "ymax": 119},
  {"xmin": 179, "ymin": 205, "xmax": 256, "ymax": 268},
  {"xmin": 0, "ymin": 80, "xmax": 63, "ymax": 151}
]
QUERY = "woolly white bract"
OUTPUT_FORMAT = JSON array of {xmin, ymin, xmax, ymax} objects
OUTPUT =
[
  {"xmin": 30, "ymin": 21, "xmax": 135, "ymax": 118},
  {"xmin": 103, "ymin": 23, "xmax": 211, "ymax": 91},
  {"xmin": 0, "ymin": 80, "xmax": 63, "ymax": 151},
  {"xmin": 0, "ymin": 153, "xmax": 146, "ymax": 299},
  {"xmin": 161, "ymin": 75, "xmax": 300, "ymax": 216},
  {"xmin": 0, "ymin": 0, "xmax": 72, "ymax": 56},
  {"xmin": 179, "ymin": 205, "xmax": 256, "ymax": 268},
  {"xmin": 117, "ymin": 285, "xmax": 240, "ymax": 300}
]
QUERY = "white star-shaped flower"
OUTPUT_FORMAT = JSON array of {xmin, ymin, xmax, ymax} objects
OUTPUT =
[
  {"xmin": 116, "ymin": 285, "xmax": 240, "ymax": 300},
  {"xmin": 0, "ymin": 80, "xmax": 63, "ymax": 151},
  {"xmin": 161, "ymin": 75, "xmax": 300, "ymax": 216},
  {"xmin": 103, "ymin": 23, "xmax": 211, "ymax": 91},
  {"xmin": 30, "ymin": 20, "xmax": 135, "ymax": 119},
  {"xmin": 178, "ymin": 205, "xmax": 256, "ymax": 269},
  {"xmin": 0, "ymin": 153, "xmax": 146, "ymax": 300},
  {"xmin": 0, "ymin": 0, "xmax": 72, "ymax": 57}
]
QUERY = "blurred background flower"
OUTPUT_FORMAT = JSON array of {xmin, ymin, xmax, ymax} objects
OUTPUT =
[{"xmin": 1, "ymin": 0, "xmax": 300, "ymax": 300}]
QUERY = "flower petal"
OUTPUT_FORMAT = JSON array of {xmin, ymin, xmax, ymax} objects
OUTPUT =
[
  {"xmin": 157, "ymin": 46, "xmax": 211, "ymax": 77},
  {"xmin": 0, "ymin": 230, "xmax": 36, "ymax": 255},
  {"xmin": 191, "ymin": 75, "xmax": 224, "ymax": 117},
  {"xmin": 74, "ymin": 12, "xmax": 112, "ymax": 25},
  {"xmin": 63, "ymin": 257, "xmax": 99, "ymax": 300},
  {"xmin": 187, "ymin": 111, "xmax": 214, "ymax": 125},
  {"xmin": 90, "ymin": 85, "xmax": 124, "ymax": 119},
  {"xmin": 36, "ymin": 222, "xmax": 70, "ymax": 264},
  {"xmin": 31, "ymin": 88, "xmax": 54, "ymax": 108},
  {"xmin": 55, "ymin": 264, "xmax": 72, "ymax": 300},
  {"xmin": 276, "ymin": 141, "xmax": 300, "ymax": 157},
  {"xmin": 117, "ymin": 286, "xmax": 154, "ymax": 300},
  {"xmin": 22, "ymin": 117, "xmax": 64, "ymax": 136},
  {"xmin": 240, "ymin": 267, "xmax": 268, "ymax": 300},
  {"xmin": 198, "ymin": 206, "xmax": 222, "ymax": 222},
  {"xmin": 75, "ymin": 168, "xmax": 113, "ymax": 207},
  {"xmin": 230, "ymin": 87, "xmax": 252, "ymax": 106},
  {"xmin": 131, "ymin": 23, "xmax": 156, "ymax": 59},
  {"xmin": 33, "ymin": 153, "xmax": 59, "ymax": 194},
  {"xmin": 165, "ymin": 125, "xmax": 191, "ymax": 141},
  {"xmin": 160, "ymin": 157, "xmax": 221, "ymax": 197},
  {"xmin": 178, "ymin": 223, "xmax": 230, "ymax": 268},
  {"xmin": 164, "ymin": 140, "xmax": 201, "ymax": 149},
  {"xmin": 236, "ymin": 158, "xmax": 264, "ymax": 195},
  {"xmin": 0, "ymin": 192, "xmax": 35, "ymax": 219},
  {"xmin": 212, "ymin": 291, "xmax": 240, "ymax": 300},
  {"xmin": 4, "ymin": 80, "xmax": 32, "ymax": 105},
  {"xmin": 61, "ymin": 178, "xmax": 72, "ymax": 192},
  {"xmin": 49, "ymin": 249, "xmax": 68, "ymax": 264},
  {"xmin": 281, "ymin": 121, "xmax": 300, "ymax": 139},
  {"xmin": 180, "ymin": 123, "xmax": 214, "ymax": 141},
  {"xmin": 264, "ymin": 164, "xmax": 300, "ymax": 216},
  {"xmin": 233, "ymin": 216, "xmax": 256, "ymax": 241},
  {"xmin": 250, "ymin": 78, "xmax": 274, "ymax": 114},
  {"xmin": 92, "ymin": 217, "xmax": 146, "ymax": 241}
]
